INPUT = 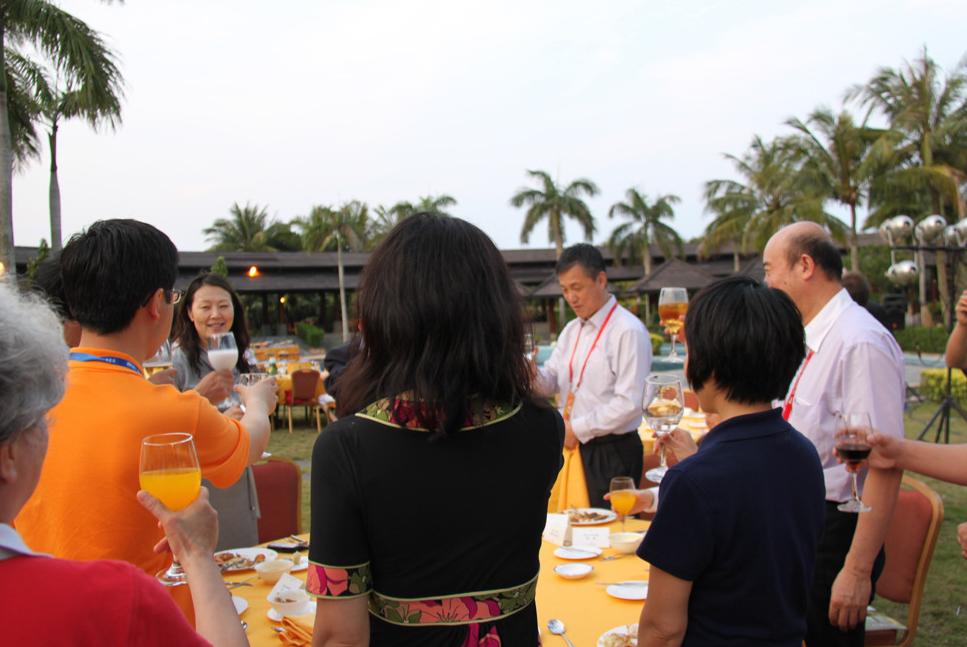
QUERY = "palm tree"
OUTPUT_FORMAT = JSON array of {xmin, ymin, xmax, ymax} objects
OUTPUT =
[
  {"xmin": 15, "ymin": 53, "xmax": 122, "ymax": 250},
  {"xmin": 0, "ymin": 0, "xmax": 123, "ymax": 274},
  {"xmin": 294, "ymin": 201, "xmax": 369, "ymax": 341},
  {"xmin": 607, "ymin": 189, "xmax": 683, "ymax": 277},
  {"xmin": 699, "ymin": 202, "xmax": 750, "ymax": 273},
  {"xmin": 389, "ymin": 194, "xmax": 457, "ymax": 220},
  {"xmin": 704, "ymin": 135, "xmax": 844, "ymax": 254},
  {"xmin": 204, "ymin": 202, "xmax": 299, "ymax": 252},
  {"xmin": 851, "ymin": 48, "xmax": 967, "ymax": 324},
  {"xmin": 784, "ymin": 108, "xmax": 892, "ymax": 271},
  {"xmin": 511, "ymin": 169, "xmax": 599, "ymax": 258}
]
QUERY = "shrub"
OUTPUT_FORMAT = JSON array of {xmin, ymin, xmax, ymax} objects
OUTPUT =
[
  {"xmin": 295, "ymin": 321, "xmax": 326, "ymax": 347},
  {"xmin": 918, "ymin": 368, "xmax": 967, "ymax": 404},
  {"xmin": 893, "ymin": 326, "xmax": 948, "ymax": 354}
]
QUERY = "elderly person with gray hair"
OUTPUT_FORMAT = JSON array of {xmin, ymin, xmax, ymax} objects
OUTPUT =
[{"xmin": 0, "ymin": 280, "xmax": 248, "ymax": 647}]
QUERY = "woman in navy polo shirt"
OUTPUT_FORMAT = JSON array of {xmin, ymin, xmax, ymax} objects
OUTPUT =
[{"xmin": 637, "ymin": 276, "xmax": 825, "ymax": 647}]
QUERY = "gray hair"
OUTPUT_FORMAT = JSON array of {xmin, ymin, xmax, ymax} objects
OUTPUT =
[{"xmin": 0, "ymin": 280, "xmax": 69, "ymax": 444}]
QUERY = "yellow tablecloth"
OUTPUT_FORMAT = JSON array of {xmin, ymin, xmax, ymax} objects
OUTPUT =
[
  {"xmin": 547, "ymin": 447, "xmax": 591, "ymax": 512},
  {"xmin": 232, "ymin": 520, "xmax": 652, "ymax": 646}
]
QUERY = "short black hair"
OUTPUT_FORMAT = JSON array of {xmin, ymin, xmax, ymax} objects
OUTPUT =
[
  {"xmin": 841, "ymin": 271, "xmax": 870, "ymax": 306},
  {"xmin": 786, "ymin": 228, "xmax": 842, "ymax": 281},
  {"xmin": 32, "ymin": 253, "xmax": 72, "ymax": 320},
  {"xmin": 556, "ymin": 243, "xmax": 606, "ymax": 279},
  {"xmin": 685, "ymin": 276, "xmax": 805, "ymax": 405},
  {"xmin": 60, "ymin": 219, "xmax": 179, "ymax": 334}
]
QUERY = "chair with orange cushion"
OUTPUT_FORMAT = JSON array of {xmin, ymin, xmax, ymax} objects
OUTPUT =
[
  {"xmin": 864, "ymin": 475, "xmax": 944, "ymax": 647},
  {"xmin": 287, "ymin": 369, "xmax": 323, "ymax": 434},
  {"xmin": 252, "ymin": 457, "xmax": 302, "ymax": 543}
]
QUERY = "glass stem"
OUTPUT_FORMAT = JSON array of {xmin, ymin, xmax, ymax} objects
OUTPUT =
[
  {"xmin": 669, "ymin": 334, "xmax": 677, "ymax": 358},
  {"xmin": 850, "ymin": 472, "xmax": 860, "ymax": 503},
  {"xmin": 658, "ymin": 441, "xmax": 667, "ymax": 469}
]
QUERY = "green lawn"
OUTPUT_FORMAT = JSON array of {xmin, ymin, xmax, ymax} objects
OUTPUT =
[
  {"xmin": 269, "ymin": 404, "xmax": 967, "ymax": 644},
  {"xmin": 874, "ymin": 403, "xmax": 967, "ymax": 645}
]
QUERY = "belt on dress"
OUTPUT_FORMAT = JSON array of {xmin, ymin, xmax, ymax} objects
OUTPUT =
[{"xmin": 368, "ymin": 573, "xmax": 538, "ymax": 627}]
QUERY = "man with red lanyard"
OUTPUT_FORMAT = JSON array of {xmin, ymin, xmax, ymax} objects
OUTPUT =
[
  {"xmin": 535, "ymin": 244, "xmax": 652, "ymax": 508},
  {"xmin": 763, "ymin": 222, "xmax": 904, "ymax": 647}
]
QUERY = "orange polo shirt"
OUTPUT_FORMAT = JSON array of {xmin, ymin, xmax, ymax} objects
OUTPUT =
[{"xmin": 17, "ymin": 348, "xmax": 250, "ymax": 577}]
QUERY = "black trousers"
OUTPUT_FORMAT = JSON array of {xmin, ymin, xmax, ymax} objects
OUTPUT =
[
  {"xmin": 805, "ymin": 502, "xmax": 886, "ymax": 647},
  {"xmin": 579, "ymin": 432, "xmax": 644, "ymax": 509}
]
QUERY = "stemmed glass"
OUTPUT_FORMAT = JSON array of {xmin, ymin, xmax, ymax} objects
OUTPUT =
[
  {"xmin": 208, "ymin": 332, "xmax": 239, "ymax": 408},
  {"xmin": 644, "ymin": 375, "xmax": 685, "ymax": 484},
  {"xmin": 144, "ymin": 339, "xmax": 173, "ymax": 376},
  {"xmin": 658, "ymin": 287, "xmax": 688, "ymax": 362},
  {"xmin": 609, "ymin": 476, "xmax": 637, "ymax": 531},
  {"xmin": 524, "ymin": 332, "xmax": 536, "ymax": 362},
  {"xmin": 139, "ymin": 433, "xmax": 201, "ymax": 586},
  {"xmin": 836, "ymin": 413, "xmax": 873, "ymax": 513}
]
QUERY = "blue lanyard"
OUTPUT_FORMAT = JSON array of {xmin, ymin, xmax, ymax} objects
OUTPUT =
[{"xmin": 69, "ymin": 352, "xmax": 143, "ymax": 376}]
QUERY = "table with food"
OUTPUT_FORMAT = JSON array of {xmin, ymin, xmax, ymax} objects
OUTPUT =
[{"xmin": 225, "ymin": 513, "xmax": 652, "ymax": 646}]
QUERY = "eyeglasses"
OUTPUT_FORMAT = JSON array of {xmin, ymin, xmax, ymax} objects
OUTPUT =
[{"xmin": 166, "ymin": 289, "xmax": 183, "ymax": 305}]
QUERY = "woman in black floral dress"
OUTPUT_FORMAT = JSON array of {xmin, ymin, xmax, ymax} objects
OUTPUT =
[{"xmin": 308, "ymin": 214, "xmax": 564, "ymax": 646}]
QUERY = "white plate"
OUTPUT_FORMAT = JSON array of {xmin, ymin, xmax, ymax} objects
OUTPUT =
[
  {"xmin": 232, "ymin": 595, "xmax": 248, "ymax": 615},
  {"xmin": 606, "ymin": 581, "xmax": 648, "ymax": 601},
  {"xmin": 261, "ymin": 451, "xmax": 272, "ymax": 459},
  {"xmin": 597, "ymin": 623, "xmax": 638, "ymax": 646},
  {"xmin": 554, "ymin": 563, "xmax": 593, "ymax": 579},
  {"xmin": 567, "ymin": 508, "xmax": 618, "ymax": 526},
  {"xmin": 267, "ymin": 601, "xmax": 317, "ymax": 622},
  {"xmin": 554, "ymin": 546, "xmax": 602, "ymax": 560},
  {"xmin": 215, "ymin": 547, "xmax": 279, "ymax": 572},
  {"xmin": 288, "ymin": 557, "xmax": 308, "ymax": 573}
]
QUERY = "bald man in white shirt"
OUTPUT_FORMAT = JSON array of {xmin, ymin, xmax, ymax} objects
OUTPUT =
[
  {"xmin": 535, "ymin": 244, "xmax": 652, "ymax": 507},
  {"xmin": 763, "ymin": 222, "xmax": 904, "ymax": 647}
]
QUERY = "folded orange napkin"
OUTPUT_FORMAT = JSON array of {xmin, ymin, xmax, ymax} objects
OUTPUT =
[
  {"xmin": 547, "ymin": 446, "xmax": 591, "ymax": 512},
  {"xmin": 278, "ymin": 614, "xmax": 313, "ymax": 646}
]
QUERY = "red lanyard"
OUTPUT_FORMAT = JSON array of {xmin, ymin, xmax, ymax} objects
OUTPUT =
[
  {"xmin": 567, "ymin": 301, "xmax": 619, "ymax": 391},
  {"xmin": 782, "ymin": 350, "xmax": 814, "ymax": 420}
]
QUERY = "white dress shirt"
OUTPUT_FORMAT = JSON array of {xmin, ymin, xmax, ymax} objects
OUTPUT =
[
  {"xmin": 785, "ymin": 289, "xmax": 905, "ymax": 502},
  {"xmin": 537, "ymin": 295, "xmax": 652, "ymax": 443}
]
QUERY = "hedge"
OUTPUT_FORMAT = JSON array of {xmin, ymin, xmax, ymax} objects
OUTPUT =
[
  {"xmin": 892, "ymin": 326, "xmax": 948, "ymax": 354},
  {"xmin": 295, "ymin": 321, "xmax": 326, "ymax": 348}
]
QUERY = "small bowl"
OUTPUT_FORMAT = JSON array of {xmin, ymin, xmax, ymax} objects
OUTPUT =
[
  {"xmin": 610, "ymin": 532, "xmax": 644, "ymax": 554},
  {"xmin": 255, "ymin": 559, "xmax": 294, "ymax": 584},
  {"xmin": 268, "ymin": 588, "xmax": 310, "ymax": 616},
  {"xmin": 554, "ymin": 563, "xmax": 593, "ymax": 580}
]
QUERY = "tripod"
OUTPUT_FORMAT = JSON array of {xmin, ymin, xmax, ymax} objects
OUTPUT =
[{"xmin": 908, "ymin": 245, "xmax": 967, "ymax": 443}]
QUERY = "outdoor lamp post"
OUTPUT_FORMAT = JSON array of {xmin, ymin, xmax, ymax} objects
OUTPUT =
[{"xmin": 882, "ymin": 213, "xmax": 967, "ymax": 443}]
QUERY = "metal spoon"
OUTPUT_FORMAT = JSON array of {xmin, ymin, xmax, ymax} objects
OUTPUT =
[{"xmin": 547, "ymin": 619, "xmax": 576, "ymax": 647}]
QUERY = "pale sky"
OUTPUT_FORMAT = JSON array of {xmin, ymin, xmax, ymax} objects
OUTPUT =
[{"xmin": 10, "ymin": 0, "xmax": 967, "ymax": 253}]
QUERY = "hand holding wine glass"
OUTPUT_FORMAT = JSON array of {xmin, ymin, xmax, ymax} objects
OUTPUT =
[
  {"xmin": 140, "ymin": 433, "xmax": 202, "ymax": 586},
  {"xmin": 835, "ymin": 413, "xmax": 873, "ymax": 513},
  {"xmin": 644, "ymin": 375, "xmax": 685, "ymax": 484}
]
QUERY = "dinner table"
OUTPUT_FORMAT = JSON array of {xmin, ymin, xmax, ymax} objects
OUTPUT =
[{"xmin": 226, "ymin": 517, "xmax": 652, "ymax": 646}]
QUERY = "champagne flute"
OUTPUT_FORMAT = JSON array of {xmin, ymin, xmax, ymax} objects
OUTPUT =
[
  {"xmin": 139, "ymin": 433, "xmax": 201, "ymax": 586},
  {"xmin": 836, "ymin": 413, "xmax": 873, "ymax": 513},
  {"xmin": 609, "ymin": 476, "xmax": 637, "ymax": 531},
  {"xmin": 644, "ymin": 375, "xmax": 685, "ymax": 484},
  {"xmin": 658, "ymin": 288, "xmax": 688, "ymax": 362}
]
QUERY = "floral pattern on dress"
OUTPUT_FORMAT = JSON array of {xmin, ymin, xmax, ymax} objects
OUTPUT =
[
  {"xmin": 306, "ymin": 561, "xmax": 372, "ymax": 598},
  {"xmin": 358, "ymin": 396, "xmax": 520, "ymax": 432},
  {"xmin": 368, "ymin": 575, "xmax": 537, "ymax": 626}
]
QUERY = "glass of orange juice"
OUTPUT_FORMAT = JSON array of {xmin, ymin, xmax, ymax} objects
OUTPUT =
[
  {"xmin": 140, "ymin": 432, "xmax": 201, "ymax": 586},
  {"xmin": 609, "ymin": 476, "xmax": 637, "ymax": 531}
]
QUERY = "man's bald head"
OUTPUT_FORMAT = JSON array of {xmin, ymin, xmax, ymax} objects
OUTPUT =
[{"xmin": 771, "ymin": 222, "xmax": 843, "ymax": 282}]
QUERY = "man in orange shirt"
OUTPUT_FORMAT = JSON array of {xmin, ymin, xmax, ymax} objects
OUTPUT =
[{"xmin": 17, "ymin": 219, "xmax": 277, "ymax": 579}]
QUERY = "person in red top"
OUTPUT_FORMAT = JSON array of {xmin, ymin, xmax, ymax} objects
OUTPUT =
[
  {"xmin": 16, "ymin": 219, "xmax": 277, "ymax": 578},
  {"xmin": 0, "ymin": 280, "xmax": 246, "ymax": 647}
]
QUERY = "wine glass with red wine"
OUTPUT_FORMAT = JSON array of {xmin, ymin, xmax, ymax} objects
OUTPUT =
[{"xmin": 835, "ymin": 413, "xmax": 873, "ymax": 513}]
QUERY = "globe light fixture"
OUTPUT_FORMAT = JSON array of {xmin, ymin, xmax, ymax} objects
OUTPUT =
[
  {"xmin": 915, "ymin": 214, "xmax": 947, "ymax": 243},
  {"xmin": 886, "ymin": 259, "xmax": 919, "ymax": 286}
]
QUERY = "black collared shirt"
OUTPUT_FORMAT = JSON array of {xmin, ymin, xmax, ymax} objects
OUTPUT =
[{"xmin": 638, "ymin": 408, "xmax": 825, "ymax": 646}]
